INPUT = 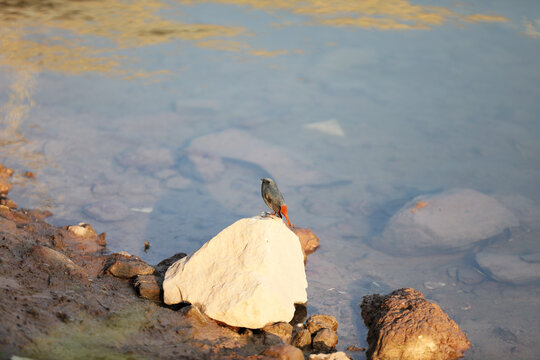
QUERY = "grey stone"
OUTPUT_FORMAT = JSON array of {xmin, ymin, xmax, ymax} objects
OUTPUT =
[
  {"xmin": 377, "ymin": 189, "xmax": 518, "ymax": 256},
  {"xmin": 476, "ymin": 251, "xmax": 540, "ymax": 285}
]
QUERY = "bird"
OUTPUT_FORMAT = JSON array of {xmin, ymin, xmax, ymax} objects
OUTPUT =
[{"xmin": 261, "ymin": 177, "xmax": 292, "ymax": 227}]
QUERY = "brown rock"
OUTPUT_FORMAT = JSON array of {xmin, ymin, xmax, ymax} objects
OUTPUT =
[
  {"xmin": 312, "ymin": 328, "xmax": 338, "ymax": 353},
  {"xmin": 306, "ymin": 314, "xmax": 338, "ymax": 334},
  {"xmin": 134, "ymin": 274, "xmax": 161, "ymax": 301},
  {"xmin": 292, "ymin": 227, "xmax": 320, "ymax": 256},
  {"xmin": 28, "ymin": 245, "xmax": 88, "ymax": 280},
  {"xmin": 107, "ymin": 254, "xmax": 155, "ymax": 278},
  {"xmin": 360, "ymin": 288, "xmax": 471, "ymax": 360},
  {"xmin": 24, "ymin": 171, "xmax": 36, "ymax": 178},
  {"xmin": 263, "ymin": 322, "xmax": 294, "ymax": 344},
  {"xmin": 291, "ymin": 328, "xmax": 311, "ymax": 349},
  {"xmin": 181, "ymin": 305, "xmax": 210, "ymax": 325},
  {"xmin": 67, "ymin": 223, "xmax": 97, "ymax": 238},
  {"xmin": 262, "ymin": 344, "xmax": 304, "ymax": 360}
]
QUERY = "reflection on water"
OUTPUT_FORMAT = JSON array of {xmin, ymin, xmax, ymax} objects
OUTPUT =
[
  {"xmin": 182, "ymin": 0, "xmax": 507, "ymax": 29},
  {"xmin": 1, "ymin": 0, "xmax": 540, "ymax": 359}
]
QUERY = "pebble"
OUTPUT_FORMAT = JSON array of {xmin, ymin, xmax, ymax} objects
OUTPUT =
[
  {"xmin": 306, "ymin": 314, "xmax": 338, "ymax": 334},
  {"xmin": 309, "ymin": 352, "xmax": 351, "ymax": 360},
  {"xmin": 291, "ymin": 328, "xmax": 311, "ymax": 349},
  {"xmin": 134, "ymin": 274, "xmax": 161, "ymax": 301},
  {"xmin": 261, "ymin": 344, "xmax": 304, "ymax": 360},
  {"xmin": 312, "ymin": 328, "xmax": 338, "ymax": 353},
  {"xmin": 107, "ymin": 257, "xmax": 155, "ymax": 278},
  {"xmin": 263, "ymin": 322, "xmax": 294, "ymax": 344}
]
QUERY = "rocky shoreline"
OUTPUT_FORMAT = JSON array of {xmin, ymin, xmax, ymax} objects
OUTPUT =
[{"xmin": 0, "ymin": 164, "xmax": 351, "ymax": 360}]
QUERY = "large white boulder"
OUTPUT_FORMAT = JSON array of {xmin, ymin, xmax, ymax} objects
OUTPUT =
[{"xmin": 163, "ymin": 216, "xmax": 308, "ymax": 329}]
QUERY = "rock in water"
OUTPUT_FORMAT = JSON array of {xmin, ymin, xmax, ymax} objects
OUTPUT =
[
  {"xmin": 361, "ymin": 288, "xmax": 470, "ymax": 360},
  {"xmin": 163, "ymin": 216, "xmax": 308, "ymax": 328},
  {"xmin": 377, "ymin": 189, "xmax": 518, "ymax": 256}
]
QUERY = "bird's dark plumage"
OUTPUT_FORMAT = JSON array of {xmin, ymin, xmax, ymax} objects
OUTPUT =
[{"xmin": 261, "ymin": 178, "xmax": 292, "ymax": 227}]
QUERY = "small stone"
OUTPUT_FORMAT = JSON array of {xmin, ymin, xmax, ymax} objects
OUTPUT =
[
  {"xmin": 67, "ymin": 223, "xmax": 97, "ymax": 237},
  {"xmin": 261, "ymin": 344, "xmax": 304, "ymax": 360},
  {"xmin": 28, "ymin": 245, "xmax": 87, "ymax": 279},
  {"xmin": 309, "ymin": 352, "xmax": 351, "ymax": 360},
  {"xmin": 24, "ymin": 171, "xmax": 36, "ymax": 178},
  {"xmin": 134, "ymin": 274, "xmax": 161, "ymax": 301},
  {"xmin": 306, "ymin": 314, "xmax": 338, "ymax": 334},
  {"xmin": 291, "ymin": 227, "xmax": 320, "ymax": 256},
  {"xmin": 1, "ymin": 198, "xmax": 17, "ymax": 209},
  {"xmin": 97, "ymin": 232, "xmax": 107, "ymax": 246},
  {"xmin": 107, "ymin": 257, "xmax": 155, "ymax": 278},
  {"xmin": 346, "ymin": 345, "xmax": 365, "ymax": 352},
  {"xmin": 291, "ymin": 328, "xmax": 311, "ymax": 349},
  {"xmin": 263, "ymin": 322, "xmax": 294, "ymax": 344},
  {"xmin": 312, "ymin": 328, "xmax": 338, "ymax": 353},
  {"xmin": 181, "ymin": 305, "xmax": 210, "ymax": 325}
]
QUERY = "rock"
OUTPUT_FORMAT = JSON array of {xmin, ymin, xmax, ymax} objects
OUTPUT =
[
  {"xmin": 263, "ymin": 322, "xmax": 294, "ymax": 344},
  {"xmin": 377, "ymin": 189, "xmax": 518, "ymax": 256},
  {"xmin": 163, "ymin": 216, "xmax": 307, "ymax": 328},
  {"xmin": 67, "ymin": 223, "xmax": 97, "ymax": 238},
  {"xmin": 261, "ymin": 344, "xmax": 304, "ymax": 360},
  {"xmin": 475, "ymin": 252, "xmax": 540, "ymax": 285},
  {"xmin": 0, "ymin": 164, "xmax": 13, "ymax": 195},
  {"xmin": 457, "ymin": 267, "xmax": 485, "ymax": 285},
  {"xmin": 117, "ymin": 147, "xmax": 174, "ymax": 172},
  {"xmin": 312, "ymin": 328, "xmax": 338, "ymax": 353},
  {"xmin": 28, "ymin": 246, "xmax": 87, "ymax": 279},
  {"xmin": 134, "ymin": 274, "xmax": 161, "ymax": 301},
  {"xmin": 0, "ymin": 198, "xmax": 17, "ymax": 209},
  {"xmin": 83, "ymin": 201, "xmax": 130, "ymax": 222},
  {"xmin": 155, "ymin": 252, "xmax": 187, "ymax": 276},
  {"xmin": 361, "ymin": 288, "xmax": 470, "ymax": 360},
  {"xmin": 306, "ymin": 315, "xmax": 338, "ymax": 334},
  {"xmin": 107, "ymin": 254, "xmax": 155, "ymax": 278},
  {"xmin": 181, "ymin": 304, "xmax": 210, "ymax": 325},
  {"xmin": 495, "ymin": 194, "xmax": 540, "ymax": 231},
  {"xmin": 292, "ymin": 227, "xmax": 320, "ymax": 257},
  {"xmin": 309, "ymin": 352, "xmax": 351, "ymax": 360},
  {"xmin": 184, "ymin": 129, "xmax": 332, "ymax": 186},
  {"xmin": 291, "ymin": 328, "xmax": 311, "ymax": 349}
]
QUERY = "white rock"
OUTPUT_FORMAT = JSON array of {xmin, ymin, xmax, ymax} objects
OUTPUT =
[
  {"xmin": 377, "ymin": 189, "xmax": 519, "ymax": 256},
  {"xmin": 163, "ymin": 216, "xmax": 307, "ymax": 329},
  {"xmin": 309, "ymin": 352, "xmax": 351, "ymax": 360}
]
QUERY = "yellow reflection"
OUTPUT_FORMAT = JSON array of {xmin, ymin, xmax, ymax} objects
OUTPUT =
[
  {"xmin": 0, "ymin": 0, "xmax": 248, "ymax": 77},
  {"xmin": 180, "ymin": 0, "xmax": 507, "ymax": 30}
]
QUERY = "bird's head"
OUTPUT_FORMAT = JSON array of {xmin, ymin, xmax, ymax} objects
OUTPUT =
[{"xmin": 261, "ymin": 178, "xmax": 274, "ymax": 185}]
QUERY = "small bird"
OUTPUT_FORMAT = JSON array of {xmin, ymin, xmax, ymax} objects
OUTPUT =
[{"xmin": 261, "ymin": 178, "xmax": 292, "ymax": 227}]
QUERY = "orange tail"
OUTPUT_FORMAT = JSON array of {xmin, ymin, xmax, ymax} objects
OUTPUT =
[{"xmin": 280, "ymin": 204, "xmax": 292, "ymax": 227}]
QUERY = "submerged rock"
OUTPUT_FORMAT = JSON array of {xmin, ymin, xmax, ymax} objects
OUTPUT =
[
  {"xmin": 163, "ymin": 216, "xmax": 307, "ymax": 329},
  {"xmin": 475, "ymin": 251, "xmax": 540, "ymax": 285},
  {"xmin": 377, "ymin": 189, "xmax": 518, "ymax": 256},
  {"xmin": 361, "ymin": 288, "xmax": 470, "ymax": 360},
  {"xmin": 117, "ymin": 147, "xmax": 174, "ymax": 172}
]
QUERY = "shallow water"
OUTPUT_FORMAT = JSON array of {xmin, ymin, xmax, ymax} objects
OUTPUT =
[{"xmin": 1, "ymin": 0, "xmax": 540, "ymax": 358}]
